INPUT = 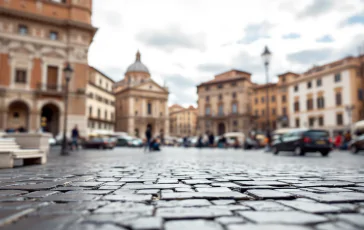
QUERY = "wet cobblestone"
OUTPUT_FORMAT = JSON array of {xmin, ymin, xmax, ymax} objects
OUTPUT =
[{"xmin": 0, "ymin": 147, "xmax": 363, "ymax": 229}]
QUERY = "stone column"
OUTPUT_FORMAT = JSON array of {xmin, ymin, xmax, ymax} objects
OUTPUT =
[
  {"xmin": 142, "ymin": 98, "xmax": 146, "ymax": 116},
  {"xmin": 128, "ymin": 97, "xmax": 134, "ymax": 116}
]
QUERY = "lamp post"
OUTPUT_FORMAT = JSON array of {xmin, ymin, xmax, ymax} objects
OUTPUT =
[
  {"xmin": 261, "ymin": 46, "xmax": 272, "ymax": 132},
  {"xmin": 61, "ymin": 63, "xmax": 73, "ymax": 156},
  {"xmin": 345, "ymin": 105, "xmax": 355, "ymax": 132}
]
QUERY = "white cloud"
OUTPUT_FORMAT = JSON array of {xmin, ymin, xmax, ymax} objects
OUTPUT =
[{"xmin": 89, "ymin": 0, "xmax": 364, "ymax": 105}]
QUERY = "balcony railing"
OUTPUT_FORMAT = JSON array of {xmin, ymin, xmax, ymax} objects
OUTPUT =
[{"xmin": 36, "ymin": 83, "xmax": 65, "ymax": 94}]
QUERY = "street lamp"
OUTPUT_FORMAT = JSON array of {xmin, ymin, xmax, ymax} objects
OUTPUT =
[
  {"xmin": 261, "ymin": 46, "xmax": 272, "ymax": 131},
  {"xmin": 345, "ymin": 105, "xmax": 355, "ymax": 132},
  {"xmin": 61, "ymin": 63, "xmax": 73, "ymax": 156}
]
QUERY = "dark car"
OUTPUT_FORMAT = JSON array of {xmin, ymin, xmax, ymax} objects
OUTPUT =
[
  {"xmin": 272, "ymin": 129, "xmax": 331, "ymax": 156},
  {"xmin": 83, "ymin": 138, "xmax": 114, "ymax": 149},
  {"xmin": 349, "ymin": 134, "xmax": 364, "ymax": 154}
]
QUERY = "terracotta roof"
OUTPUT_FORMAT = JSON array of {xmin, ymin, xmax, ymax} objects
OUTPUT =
[
  {"xmin": 198, "ymin": 75, "xmax": 246, "ymax": 87},
  {"xmin": 278, "ymin": 72, "xmax": 299, "ymax": 77},
  {"xmin": 215, "ymin": 69, "xmax": 252, "ymax": 77},
  {"xmin": 253, "ymin": 82, "xmax": 277, "ymax": 89}
]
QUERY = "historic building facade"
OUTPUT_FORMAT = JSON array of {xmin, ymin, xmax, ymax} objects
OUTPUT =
[
  {"xmin": 197, "ymin": 70, "xmax": 253, "ymax": 136},
  {"xmin": 251, "ymin": 72, "xmax": 298, "ymax": 131},
  {"xmin": 0, "ymin": 0, "xmax": 96, "ymax": 137},
  {"xmin": 288, "ymin": 56, "xmax": 364, "ymax": 135},
  {"xmin": 114, "ymin": 51, "xmax": 169, "ymax": 138},
  {"xmin": 86, "ymin": 67, "xmax": 115, "ymax": 136},
  {"xmin": 169, "ymin": 104, "xmax": 198, "ymax": 137}
]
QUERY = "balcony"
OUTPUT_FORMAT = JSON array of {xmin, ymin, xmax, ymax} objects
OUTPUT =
[{"xmin": 36, "ymin": 83, "xmax": 64, "ymax": 96}]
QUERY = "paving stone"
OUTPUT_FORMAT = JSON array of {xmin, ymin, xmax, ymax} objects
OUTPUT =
[
  {"xmin": 103, "ymin": 193, "xmax": 152, "ymax": 202},
  {"xmin": 246, "ymin": 189, "xmax": 294, "ymax": 199},
  {"xmin": 175, "ymin": 188, "xmax": 195, "ymax": 192},
  {"xmin": 222, "ymin": 176, "xmax": 252, "ymax": 181},
  {"xmin": 123, "ymin": 217, "xmax": 163, "ymax": 230},
  {"xmin": 183, "ymin": 179, "xmax": 213, "ymax": 184},
  {"xmin": 0, "ymin": 197, "xmax": 25, "ymax": 202},
  {"xmin": 161, "ymin": 192, "xmax": 251, "ymax": 200},
  {"xmin": 71, "ymin": 223, "xmax": 127, "ymax": 230},
  {"xmin": 0, "ymin": 209, "xmax": 34, "ymax": 226},
  {"xmin": 66, "ymin": 190, "xmax": 113, "ymax": 195},
  {"xmin": 34, "ymin": 202, "xmax": 108, "ymax": 215},
  {"xmin": 211, "ymin": 183, "xmax": 243, "ymax": 188},
  {"xmin": 238, "ymin": 211, "xmax": 327, "ymax": 224},
  {"xmin": 104, "ymin": 182, "xmax": 126, "ymax": 186},
  {"xmin": 295, "ymin": 191, "xmax": 364, "ymax": 203},
  {"xmin": 119, "ymin": 178, "xmax": 156, "ymax": 182},
  {"xmin": 295, "ymin": 181, "xmax": 355, "ymax": 188},
  {"xmin": 96, "ymin": 178, "xmax": 119, "ymax": 182},
  {"xmin": 165, "ymin": 220, "xmax": 223, "ymax": 230},
  {"xmin": 212, "ymin": 205, "xmax": 251, "ymax": 211},
  {"xmin": 227, "ymin": 224, "xmax": 312, "ymax": 230},
  {"xmin": 51, "ymin": 187, "xmax": 87, "ymax": 191},
  {"xmin": 0, "ymin": 183, "xmax": 59, "ymax": 191},
  {"xmin": 195, "ymin": 187, "xmax": 232, "ymax": 192},
  {"xmin": 0, "ymin": 214, "xmax": 82, "ymax": 230},
  {"xmin": 158, "ymin": 179, "xmax": 179, "ymax": 184},
  {"xmin": 241, "ymin": 201, "xmax": 292, "ymax": 211},
  {"xmin": 345, "ymin": 187, "xmax": 364, "ymax": 192},
  {"xmin": 83, "ymin": 213, "xmax": 139, "ymax": 224},
  {"xmin": 316, "ymin": 221, "xmax": 359, "ymax": 230},
  {"xmin": 42, "ymin": 193, "xmax": 100, "ymax": 202},
  {"xmin": 98, "ymin": 186, "xmax": 120, "ymax": 190},
  {"xmin": 70, "ymin": 182, "xmax": 104, "ymax": 187},
  {"xmin": 157, "ymin": 207, "xmax": 232, "ymax": 219},
  {"xmin": 337, "ymin": 214, "xmax": 364, "ymax": 228},
  {"xmin": 215, "ymin": 216, "xmax": 246, "ymax": 225},
  {"xmin": 94, "ymin": 202, "xmax": 154, "ymax": 215},
  {"xmin": 23, "ymin": 191, "xmax": 59, "ymax": 198},
  {"xmin": 235, "ymin": 181, "xmax": 288, "ymax": 186},
  {"xmin": 211, "ymin": 200, "xmax": 236, "ymax": 205},
  {"xmin": 279, "ymin": 200, "xmax": 344, "ymax": 213},
  {"xmin": 0, "ymin": 201, "xmax": 49, "ymax": 210},
  {"xmin": 309, "ymin": 187, "xmax": 352, "ymax": 193},
  {"xmin": 156, "ymin": 199, "xmax": 211, "ymax": 207},
  {"xmin": 0, "ymin": 190, "xmax": 28, "ymax": 197},
  {"xmin": 136, "ymin": 189, "xmax": 160, "ymax": 195},
  {"xmin": 121, "ymin": 184, "xmax": 190, "ymax": 190}
]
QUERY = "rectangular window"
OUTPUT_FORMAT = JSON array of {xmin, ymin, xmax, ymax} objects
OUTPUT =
[
  {"xmin": 231, "ymin": 82, "xmax": 237, "ymax": 86},
  {"xmin": 105, "ymin": 111, "xmax": 108, "ymax": 120},
  {"xmin": 111, "ymin": 113, "xmax": 114, "ymax": 120},
  {"xmin": 318, "ymin": 116, "xmax": 324, "ymax": 126},
  {"xmin": 358, "ymin": 89, "xmax": 363, "ymax": 101},
  {"xmin": 47, "ymin": 66, "xmax": 58, "ymax": 89},
  {"xmin": 147, "ymin": 103, "xmax": 152, "ymax": 115},
  {"xmin": 218, "ymin": 105, "xmax": 224, "ymax": 115},
  {"xmin": 98, "ymin": 122, "xmax": 102, "ymax": 129},
  {"xmin": 271, "ymin": 96, "xmax": 276, "ymax": 102},
  {"xmin": 217, "ymin": 84, "xmax": 223, "ymax": 89},
  {"xmin": 261, "ymin": 97, "xmax": 265, "ymax": 103},
  {"xmin": 335, "ymin": 92, "xmax": 342, "ymax": 106},
  {"xmin": 232, "ymin": 103, "xmax": 237, "ymax": 114},
  {"xmin": 97, "ymin": 109, "xmax": 101, "ymax": 118},
  {"xmin": 336, "ymin": 113, "xmax": 343, "ymax": 125},
  {"xmin": 15, "ymin": 69, "xmax": 27, "ymax": 83},
  {"xmin": 317, "ymin": 79, "xmax": 322, "ymax": 87},
  {"xmin": 334, "ymin": 73, "xmax": 341, "ymax": 82},
  {"xmin": 49, "ymin": 31, "xmax": 58, "ymax": 40},
  {"xmin": 18, "ymin": 25, "xmax": 28, "ymax": 35},
  {"xmin": 306, "ymin": 98, "xmax": 313, "ymax": 111},
  {"xmin": 295, "ymin": 118, "xmax": 300, "ymax": 128},
  {"xmin": 232, "ymin": 92, "xmax": 236, "ymax": 98},
  {"xmin": 89, "ymin": 106, "xmax": 92, "ymax": 116},
  {"xmin": 294, "ymin": 85, "xmax": 299, "ymax": 92},
  {"xmin": 261, "ymin": 109, "xmax": 265, "ymax": 116},
  {"xmin": 255, "ymin": 110, "xmax": 258, "ymax": 116},
  {"xmin": 282, "ymin": 95, "xmax": 286, "ymax": 103},
  {"xmin": 282, "ymin": 107, "xmax": 287, "ymax": 115},
  {"xmin": 206, "ymin": 96, "xmax": 210, "ymax": 102},
  {"xmin": 205, "ymin": 86, "xmax": 210, "ymax": 91},
  {"xmin": 309, "ymin": 117, "xmax": 315, "ymax": 127},
  {"xmin": 255, "ymin": 98, "xmax": 258, "ymax": 104},
  {"xmin": 294, "ymin": 101, "xmax": 300, "ymax": 112},
  {"xmin": 272, "ymin": 108, "xmax": 276, "ymax": 115},
  {"xmin": 205, "ymin": 107, "xmax": 210, "ymax": 115},
  {"xmin": 233, "ymin": 120, "xmax": 238, "ymax": 126},
  {"xmin": 307, "ymin": 81, "xmax": 312, "ymax": 89},
  {"xmin": 218, "ymin": 94, "xmax": 223, "ymax": 100}
]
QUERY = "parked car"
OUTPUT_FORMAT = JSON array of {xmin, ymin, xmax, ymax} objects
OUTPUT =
[
  {"xmin": 244, "ymin": 137, "xmax": 259, "ymax": 149},
  {"xmin": 116, "ymin": 136, "xmax": 143, "ymax": 147},
  {"xmin": 349, "ymin": 120, "xmax": 364, "ymax": 154},
  {"xmin": 49, "ymin": 137, "xmax": 56, "ymax": 146},
  {"xmin": 109, "ymin": 137, "xmax": 117, "ymax": 148},
  {"xmin": 272, "ymin": 129, "xmax": 331, "ymax": 156},
  {"xmin": 83, "ymin": 137, "xmax": 114, "ymax": 149}
]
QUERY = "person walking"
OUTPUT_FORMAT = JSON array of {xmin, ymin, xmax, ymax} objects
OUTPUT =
[
  {"xmin": 71, "ymin": 125, "xmax": 79, "ymax": 151},
  {"xmin": 209, "ymin": 132, "xmax": 215, "ymax": 147},
  {"xmin": 145, "ymin": 126, "xmax": 152, "ymax": 152}
]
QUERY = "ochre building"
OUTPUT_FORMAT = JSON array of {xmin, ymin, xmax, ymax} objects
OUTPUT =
[
  {"xmin": 197, "ymin": 70, "xmax": 253, "ymax": 136},
  {"xmin": 114, "ymin": 51, "xmax": 169, "ymax": 138},
  {"xmin": 0, "ymin": 0, "xmax": 96, "ymax": 137},
  {"xmin": 169, "ymin": 104, "xmax": 198, "ymax": 137}
]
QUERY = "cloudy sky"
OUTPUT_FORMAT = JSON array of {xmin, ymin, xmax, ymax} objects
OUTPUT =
[{"xmin": 89, "ymin": 0, "xmax": 364, "ymax": 107}]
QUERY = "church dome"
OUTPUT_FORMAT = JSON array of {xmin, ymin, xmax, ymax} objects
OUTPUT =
[{"xmin": 126, "ymin": 51, "xmax": 150, "ymax": 74}]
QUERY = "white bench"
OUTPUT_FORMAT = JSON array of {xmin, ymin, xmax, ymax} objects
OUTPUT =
[{"xmin": 0, "ymin": 138, "xmax": 46, "ymax": 168}]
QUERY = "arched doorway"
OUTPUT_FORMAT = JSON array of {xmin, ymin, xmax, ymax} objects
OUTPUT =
[
  {"xmin": 218, "ymin": 122, "xmax": 226, "ymax": 136},
  {"xmin": 7, "ymin": 101, "xmax": 30, "ymax": 131},
  {"xmin": 41, "ymin": 103, "xmax": 60, "ymax": 137}
]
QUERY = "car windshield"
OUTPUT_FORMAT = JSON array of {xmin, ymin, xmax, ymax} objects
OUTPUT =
[{"xmin": 305, "ymin": 131, "xmax": 329, "ymax": 138}]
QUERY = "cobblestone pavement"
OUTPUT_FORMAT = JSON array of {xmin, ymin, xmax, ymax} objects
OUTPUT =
[{"xmin": 1, "ymin": 147, "xmax": 364, "ymax": 230}]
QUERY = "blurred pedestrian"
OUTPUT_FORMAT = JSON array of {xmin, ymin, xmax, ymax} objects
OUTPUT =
[
  {"xmin": 264, "ymin": 130, "xmax": 271, "ymax": 152},
  {"xmin": 334, "ymin": 132, "xmax": 343, "ymax": 149},
  {"xmin": 145, "ymin": 126, "xmax": 152, "ymax": 152},
  {"xmin": 209, "ymin": 132, "xmax": 215, "ymax": 147},
  {"xmin": 71, "ymin": 125, "xmax": 79, "ymax": 151}
]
